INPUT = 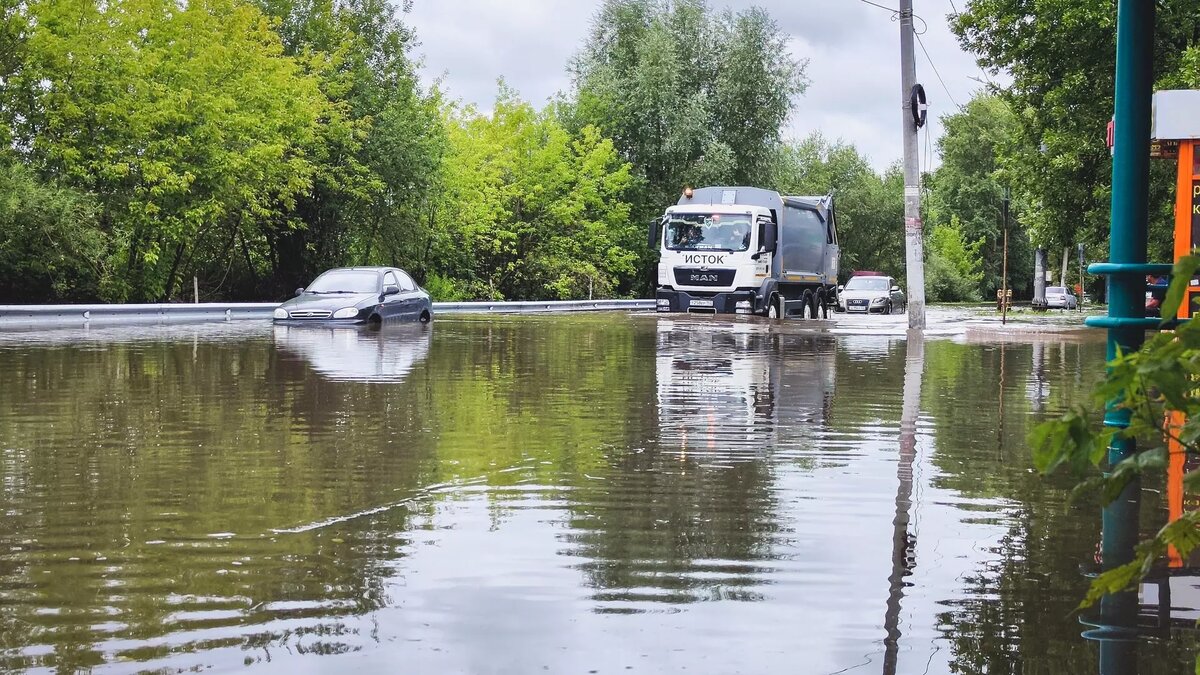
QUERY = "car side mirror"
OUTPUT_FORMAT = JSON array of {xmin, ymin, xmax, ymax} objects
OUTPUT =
[
  {"xmin": 890, "ymin": 285, "xmax": 900, "ymax": 292},
  {"xmin": 382, "ymin": 284, "xmax": 400, "ymax": 297},
  {"xmin": 837, "ymin": 285, "xmax": 844, "ymax": 292},
  {"xmin": 294, "ymin": 287, "xmax": 305, "ymax": 296}
]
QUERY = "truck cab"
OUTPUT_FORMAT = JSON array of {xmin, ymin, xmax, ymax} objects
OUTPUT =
[{"xmin": 651, "ymin": 186, "xmax": 839, "ymax": 318}]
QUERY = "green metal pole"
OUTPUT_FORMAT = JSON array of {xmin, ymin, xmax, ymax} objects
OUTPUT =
[{"xmin": 1097, "ymin": 0, "xmax": 1154, "ymax": 668}]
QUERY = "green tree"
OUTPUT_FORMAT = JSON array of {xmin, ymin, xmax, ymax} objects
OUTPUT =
[
  {"xmin": 568, "ymin": 0, "xmax": 807, "ymax": 265},
  {"xmin": 0, "ymin": 161, "xmax": 108, "ymax": 302},
  {"xmin": 925, "ymin": 220, "xmax": 985, "ymax": 302},
  {"xmin": 951, "ymin": 0, "xmax": 1200, "ymax": 262},
  {"xmin": 427, "ymin": 89, "xmax": 636, "ymax": 301},
  {"xmin": 3, "ymin": 0, "xmax": 337, "ymax": 302},
  {"xmin": 925, "ymin": 94, "xmax": 1032, "ymax": 299},
  {"xmin": 770, "ymin": 134, "xmax": 905, "ymax": 280},
  {"xmin": 251, "ymin": 0, "xmax": 445, "ymax": 294}
]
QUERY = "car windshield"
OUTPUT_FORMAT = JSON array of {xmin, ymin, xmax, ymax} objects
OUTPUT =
[
  {"xmin": 306, "ymin": 270, "xmax": 379, "ymax": 294},
  {"xmin": 845, "ymin": 276, "xmax": 890, "ymax": 291},
  {"xmin": 665, "ymin": 213, "xmax": 752, "ymax": 252}
]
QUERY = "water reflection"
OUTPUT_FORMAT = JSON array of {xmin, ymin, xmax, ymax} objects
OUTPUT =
[
  {"xmin": 0, "ymin": 316, "xmax": 1196, "ymax": 673},
  {"xmin": 271, "ymin": 323, "xmax": 432, "ymax": 383},
  {"xmin": 653, "ymin": 319, "xmax": 835, "ymax": 457},
  {"xmin": 883, "ymin": 330, "xmax": 924, "ymax": 675}
]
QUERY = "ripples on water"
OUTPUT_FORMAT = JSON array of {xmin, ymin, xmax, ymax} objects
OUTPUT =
[{"xmin": 0, "ymin": 315, "xmax": 1194, "ymax": 673}]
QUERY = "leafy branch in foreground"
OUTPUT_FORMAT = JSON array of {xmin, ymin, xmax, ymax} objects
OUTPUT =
[{"xmin": 1030, "ymin": 254, "xmax": 1200, "ymax": 611}]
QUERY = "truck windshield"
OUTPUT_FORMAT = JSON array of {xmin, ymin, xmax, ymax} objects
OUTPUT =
[{"xmin": 665, "ymin": 213, "xmax": 752, "ymax": 252}]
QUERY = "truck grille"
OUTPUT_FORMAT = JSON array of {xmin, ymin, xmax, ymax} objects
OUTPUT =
[
  {"xmin": 673, "ymin": 268, "xmax": 736, "ymax": 287},
  {"xmin": 288, "ymin": 309, "xmax": 332, "ymax": 319}
]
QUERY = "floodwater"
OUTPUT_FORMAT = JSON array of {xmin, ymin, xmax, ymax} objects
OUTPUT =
[{"xmin": 0, "ymin": 314, "xmax": 1195, "ymax": 674}]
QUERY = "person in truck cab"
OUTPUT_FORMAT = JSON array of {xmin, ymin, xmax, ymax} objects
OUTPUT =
[{"xmin": 728, "ymin": 223, "xmax": 750, "ymax": 251}]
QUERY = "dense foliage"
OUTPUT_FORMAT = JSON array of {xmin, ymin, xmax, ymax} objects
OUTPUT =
[
  {"xmin": 0, "ymin": 0, "xmax": 1032, "ymax": 304},
  {"xmin": 952, "ymin": 0, "xmax": 1200, "ymax": 267},
  {"xmin": 568, "ymin": 0, "xmax": 807, "ymax": 215}
]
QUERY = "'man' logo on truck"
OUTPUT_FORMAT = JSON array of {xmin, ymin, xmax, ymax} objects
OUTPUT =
[{"xmin": 683, "ymin": 254, "xmax": 725, "ymax": 265}]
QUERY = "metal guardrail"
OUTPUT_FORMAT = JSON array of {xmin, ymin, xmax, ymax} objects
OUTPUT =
[
  {"xmin": 0, "ymin": 299, "xmax": 654, "ymax": 328},
  {"xmin": 434, "ymin": 299, "xmax": 654, "ymax": 314}
]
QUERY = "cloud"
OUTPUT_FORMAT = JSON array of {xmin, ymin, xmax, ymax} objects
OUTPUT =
[{"xmin": 406, "ymin": 0, "xmax": 1004, "ymax": 171}]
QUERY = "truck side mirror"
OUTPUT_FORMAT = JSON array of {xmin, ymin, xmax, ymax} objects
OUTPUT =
[
  {"xmin": 647, "ymin": 218, "xmax": 661, "ymax": 250},
  {"xmin": 759, "ymin": 221, "xmax": 778, "ymax": 254}
]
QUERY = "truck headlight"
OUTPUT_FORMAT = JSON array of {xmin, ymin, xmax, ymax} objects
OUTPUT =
[
  {"xmin": 735, "ymin": 300, "xmax": 751, "ymax": 309},
  {"xmin": 332, "ymin": 307, "xmax": 359, "ymax": 319},
  {"xmin": 273, "ymin": 308, "xmax": 288, "ymax": 319},
  {"xmin": 657, "ymin": 298, "xmax": 671, "ymax": 306}
]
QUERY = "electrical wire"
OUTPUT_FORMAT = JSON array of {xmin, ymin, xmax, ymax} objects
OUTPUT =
[
  {"xmin": 945, "ymin": 0, "xmax": 999, "ymax": 90},
  {"xmin": 856, "ymin": 0, "xmax": 929, "ymax": 34},
  {"xmin": 915, "ymin": 32, "xmax": 962, "ymax": 111},
  {"xmin": 858, "ymin": 0, "xmax": 897, "ymax": 11}
]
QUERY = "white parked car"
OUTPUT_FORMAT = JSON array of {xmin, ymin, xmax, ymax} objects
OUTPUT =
[
  {"xmin": 1045, "ymin": 286, "xmax": 1078, "ymax": 310},
  {"xmin": 838, "ymin": 275, "xmax": 906, "ymax": 314}
]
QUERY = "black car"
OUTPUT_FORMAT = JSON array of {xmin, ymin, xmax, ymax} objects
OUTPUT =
[{"xmin": 273, "ymin": 267, "xmax": 433, "ymax": 324}]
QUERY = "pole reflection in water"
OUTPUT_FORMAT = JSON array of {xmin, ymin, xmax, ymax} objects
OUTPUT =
[
  {"xmin": 882, "ymin": 330, "xmax": 924, "ymax": 674},
  {"xmin": 6, "ymin": 317, "xmax": 1200, "ymax": 672}
]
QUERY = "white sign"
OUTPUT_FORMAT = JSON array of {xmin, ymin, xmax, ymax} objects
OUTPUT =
[{"xmin": 721, "ymin": 190, "xmax": 737, "ymax": 205}]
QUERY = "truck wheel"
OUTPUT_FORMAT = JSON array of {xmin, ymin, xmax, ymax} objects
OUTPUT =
[
  {"xmin": 768, "ymin": 294, "xmax": 781, "ymax": 320},
  {"xmin": 800, "ymin": 292, "xmax": 814, "ymax": 319},
  {"xmin": 819, "ymin": 293, "xmax": 830, "ymax": 319}
]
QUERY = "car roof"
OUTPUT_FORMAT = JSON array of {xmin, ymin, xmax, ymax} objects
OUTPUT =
[{"xmin": 321, "ymin": 266, "xmax": 397, "ymax": 273}]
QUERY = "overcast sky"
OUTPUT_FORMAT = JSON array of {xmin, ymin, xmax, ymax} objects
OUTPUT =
[{"xmin": 407, "ymin": 0, "xmax": 1002, "ymax": 173}]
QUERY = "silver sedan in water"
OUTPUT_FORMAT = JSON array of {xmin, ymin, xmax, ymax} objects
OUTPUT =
[
  {"xmin": 837, "ymin": 275, "xmax": 906, "ymax": 314},
  {"xmin": 273, "ymin": 267, "xmax": 433, "ymax": 324}
]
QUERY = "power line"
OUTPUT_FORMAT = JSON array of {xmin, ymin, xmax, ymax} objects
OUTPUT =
[
  {"xmin": 915, "ymin": 32, "xmax": 962, "ymax": 111},
  {"xmin": 944, "ymin": 0, "xmax": 997, "ymax": 90},
  {"xmin": 857, "ymin": 0, "xmax": 928, "ymax": 34},
  {"xmin": 859, "ymin": 0, "xmax": 897, "ymax": 11}
]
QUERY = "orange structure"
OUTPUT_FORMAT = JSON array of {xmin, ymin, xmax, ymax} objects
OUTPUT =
[
  {"xmin": 1173, "ymin": 138, "xmax": 1200, "ymax": 320},
  {"xmin": 1166, "ymin": 132, "xmax": 1200, "ymax": 566},
  {"xmin": 1154, "ymin": 90, "xmax": 1200, "ymax": 566}
]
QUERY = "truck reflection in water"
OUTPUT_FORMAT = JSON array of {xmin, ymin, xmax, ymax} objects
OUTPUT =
[
  {"xmin": 654, "ymin": 318, "xmax": 836, "ymax": 457},
  {"xmin": 271, "ymin": 323, "xmax": 431, "ymax": 383},
  {"xmin": 566, "ymin": 318, "xmax": 839, "ymax": 611}
]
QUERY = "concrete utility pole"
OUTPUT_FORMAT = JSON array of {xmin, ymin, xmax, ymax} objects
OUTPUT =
[
  {"xmin": 899, "ymin": 0, "xmax": 926, "ymax": 330},
  {"xmin": 1001, "ymin": 188, "xmax": 1009, "ymax": 325},
  {"xmin": 1033, "ymin": 248, "xmax": 1047, "ymax": 309}
]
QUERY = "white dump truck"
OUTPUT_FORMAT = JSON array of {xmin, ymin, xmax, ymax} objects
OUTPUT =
[{"xmin": 649, "ymin": 186, "xmax": 840, "ymax": 318}]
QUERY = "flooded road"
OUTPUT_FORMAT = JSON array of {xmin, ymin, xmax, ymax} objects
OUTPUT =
[{"xmin": 0, "ymin": 314, "xmax": 1194, "ymax": 674}]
